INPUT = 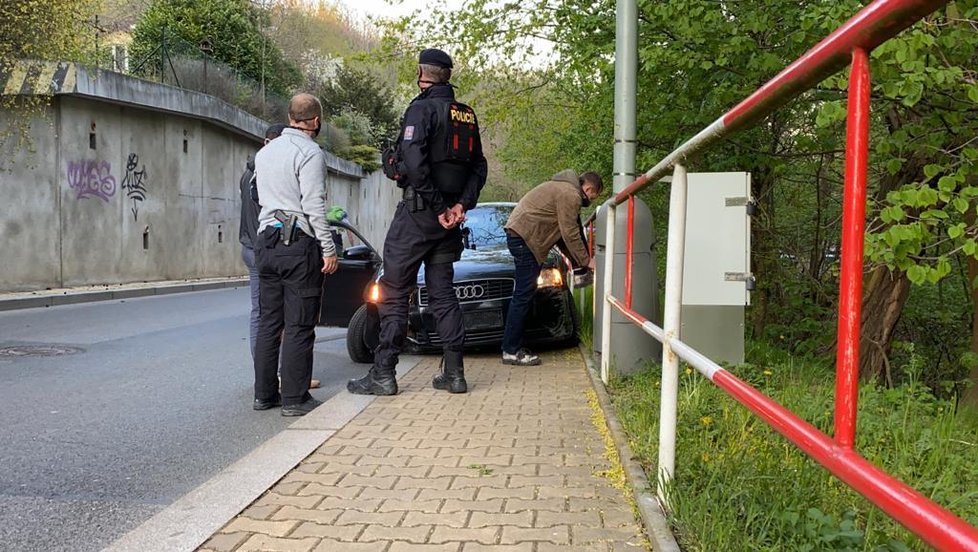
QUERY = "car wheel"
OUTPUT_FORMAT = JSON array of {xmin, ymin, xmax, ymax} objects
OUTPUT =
[{"xmin": 347, "ymin": 304, "xmax": 375, "ymax": 364}]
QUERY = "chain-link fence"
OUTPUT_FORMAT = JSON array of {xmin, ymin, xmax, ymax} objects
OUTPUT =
[{"xmin": 128, "ymin": 28, "xmax": 286, "ymax": 123}]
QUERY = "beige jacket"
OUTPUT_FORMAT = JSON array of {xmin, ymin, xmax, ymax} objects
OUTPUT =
[{"xmin": 505, "ymin": 169, "xmax": 590, "ymax": 266}]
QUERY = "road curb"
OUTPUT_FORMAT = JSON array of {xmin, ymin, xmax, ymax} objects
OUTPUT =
[
  {"xmin": 580, "ymin": 345, "xmax": 682, "ymax": 552},
  {"xmin": 0, "ymin": 278, "xmax": 248, "ymax": 312},
  {"xmin": 103, "ymin": 358, "xmax": 422, "ymax": 552}
]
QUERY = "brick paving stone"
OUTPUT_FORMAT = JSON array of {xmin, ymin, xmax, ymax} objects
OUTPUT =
[
  {"xmin": 359, "ymin": 487, "xmax": 422, "ymax": 501},
  {"xmin": 536, "ymin": 486, "xmax": 602, "ymax": 500},
  {"xmin": 502, "ymin": 498, "xmax": 566, "ymax": 513},
  {"xmin": 460, "ymin": 544, "xmax": 533, "ymax": 552},
  {"xmin": 252, "ymin": 493, "xmax": 322, "ymax": 509},
  {"xmin": 475, "ymin": 487, "xmax": 535, "ymax": 501},
  {"xmin": 499, "ymin": 525, "xmax": 571, "ymax": 545},
  {"xmin": 440, "ymin": 498, "xmax": 505, "ymax": 514},
  {"xmin": 199, "ymin": 532, "xmax": 248, "ymax": 552},
  {"xmin": 374, "ymin": 463, "xmax": 431, "ymax": 477},
  {"xmin": 429, "ymin": 526, "xmax": 500, "ymax": 545},
  {"xmin": 271, "ymin": 481, "xmax": 307, "ymax": 496},
  {"xmin": 240, "ymin": 504, "xmax": 280, "ymax": 520},
  {"xmin": 387, "ymin": 543, "xmax": 460, "ymax": 552},
  {"xmin": 290, "ymin": 522, "xmax": 364, "ymax": 541},
  {"xmin": 280, "ymin": 471, "xmax": 345, "ymax": 486},
  {"xmin": 600, "ymin": 507, "xmax": 639, "ymax": 528},
  {"xmin": 379, "ymin": 499, "xmax": 442, "ymax": 513},
  {"xmin": 295, "ymin": 462, "xmax": 324, "ymax": 474},
  {"xmin": 270, "ymin": 506, "xmax": 343, "ymax": 524},
  {"xmin": 335, "ymin": 510, "xmax": 405, "ymax": 526},
  {"xmin": 408, "ymin": 456, "xmax": 461, "ymax": 468},
  {"xmin": 341, "ymin": 474, "xmax": 399, "ymax": 489},
  {"xmin": 394, "ymin": 476, "xmax": 454, "ymax": 490},
  {"xmin": 222, "ymin": 518, "xmax": 298, "ymax": 537},
  {"xmin": 390, "ymin": 447, "xmax": 442, "ymax": 458},
  {"xmin": 417, "ymin": 488, "xmax": 477, "ymax": 501},
  {"xmin": 467, "ymin": 512, "xmax": 533, "ymax": 528},
  {"xmin": 315, "ymin": 496, "xmax": 383, "ymax": 512},
  {"xmin": 312, "ymin": 539, "xmax": 389, "ymax": 551},
  {"xmin": 450, "ymin": 475, "xmax": 508, "ymax": 489},
  {"xmin": 506, "ymin": 475, "xmax": 564, "ymax": 488},
  {"xmin": 403, "ymin": 511, "xmax": 468, "ymax": 528},
  {"xmin": 360, "ymin": 524, "xmax": 434, "ymax": 543},
  {"xmin": 456, "ymin": 455, "xmax": 513, "ymax": 467},
  {"xmin": 536, "ymin": 544, "xmax": 609, "ymax": 552},
  {"xmin": 466, "ymin": 438, "xmax": 515, "ymax": 448},
  {"xmin": 572, "ymin": 526, "xmax": 646, "ymax": 544},
  {"xmin": 358, "ymin": 456, "xmax": 413, "ymax": 467},
  {"xmin": 536, "ymin": 510, "xmax": 602, "ymax": 528},
  {"xmin": 609, "ymin": 541, "xmax": 650, "ymax": 551},
  {"xmin": 236, "ymin": 534, "xmax": 319, "ymax": 552}
]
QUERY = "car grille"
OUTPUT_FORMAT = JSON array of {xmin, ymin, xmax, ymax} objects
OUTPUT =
[{"xmin": 418, "ymin": 278, "xmax": 514, "ymax": 307}]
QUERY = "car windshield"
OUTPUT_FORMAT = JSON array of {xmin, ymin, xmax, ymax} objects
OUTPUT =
[{"xmin": 463, "ymin": 204, "xmax": 513, "ymax": 249}]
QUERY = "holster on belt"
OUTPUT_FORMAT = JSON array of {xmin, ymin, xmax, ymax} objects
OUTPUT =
[
  {"xmin": 272, "ymin": 211, "xmax": 300, "ymax": 245},
  {"xmin": 403, "ymin": 186, "xmax": 424, "ymax": 212}
]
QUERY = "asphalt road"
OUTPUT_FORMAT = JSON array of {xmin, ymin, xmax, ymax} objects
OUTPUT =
[{"xmin": 0, "ymin": 287, "xmax": 364, "ymax": 552}]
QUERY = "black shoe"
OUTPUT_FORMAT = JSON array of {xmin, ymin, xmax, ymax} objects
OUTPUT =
[
  {"xmin": 432, "ymin": 372, "xmax": 467, "ymax": 393},
  {"xmin": 502, "ymin": 348, "xmax": 541, "ymax": 366},
  {"xmin": 281, "ymin": 397, "xmax": 322, "ymax": 417},
  {"xmin": 347, "ymin": 372, "xmax": 398, "ymax": 396},
  {"xmin": 433, "ymin": 350, "xmax": 467, "ymax": 393},
  {"xmin": 253, "ymin": 396, "xmax": 282, "ymax": 411}
]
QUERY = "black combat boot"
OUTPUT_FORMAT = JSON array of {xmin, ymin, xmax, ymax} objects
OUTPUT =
[
  {"xmin": 347, "ymin": 365, "xmax": 398, "ymax": 396},
  {"xmin": 432, "ymin": 350, "xmax": 467, "ymax": 393}
]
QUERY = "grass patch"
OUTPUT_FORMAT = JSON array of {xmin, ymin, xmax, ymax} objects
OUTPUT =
[{"xmin": 609, "ymin": 340, "xmax": 978, "ymax": 551}]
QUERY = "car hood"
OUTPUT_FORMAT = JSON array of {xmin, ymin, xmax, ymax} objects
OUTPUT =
[{"xmin": 416, "ymin": 244, "xmax": 562, "ymax": 283}]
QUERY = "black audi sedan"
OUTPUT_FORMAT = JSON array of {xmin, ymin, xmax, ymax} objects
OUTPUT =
[{"xmin": 321, "ymin": 202, "xmax": 580, "ymax": 363}]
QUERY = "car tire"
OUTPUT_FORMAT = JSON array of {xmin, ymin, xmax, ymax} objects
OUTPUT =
[
  {"xmin": 561, "ymin": 291, "xmax": 581, "ymax": 348},
  {"xmin": 347, "ymin": 304, "xmax": 375, "ymax": 364}
]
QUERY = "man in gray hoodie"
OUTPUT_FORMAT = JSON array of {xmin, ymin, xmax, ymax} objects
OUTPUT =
[{"xmin": 252, "ymin": 93, "xmax": 338, "ymax": 417}]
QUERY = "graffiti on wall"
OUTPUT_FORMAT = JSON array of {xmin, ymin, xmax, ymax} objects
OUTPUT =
[
  {"xmin": 66, "ymin": 160, "xmax": 116, "ymax": 202},
  {"xmin": 121, "ymin": 153, "xmax": 148, "ymax": 221}
]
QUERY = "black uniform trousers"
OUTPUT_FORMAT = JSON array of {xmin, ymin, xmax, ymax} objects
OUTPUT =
[
  {"xmin": 374, "ymin": 202, "xmax": 464, "ymax": 372},
  {"xmin": 254, "ymin": 227, "xmax": 324, "ymax": 406}
]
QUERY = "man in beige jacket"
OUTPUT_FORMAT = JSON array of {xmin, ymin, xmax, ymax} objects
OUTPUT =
[{"xmin": 502, "ymin": 169, "xmax": 603, "ymax": 365}]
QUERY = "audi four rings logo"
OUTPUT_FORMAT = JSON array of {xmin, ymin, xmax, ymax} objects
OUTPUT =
[{"xmin": 454, "ymin": 284, "xmax": 486, "ymax": 300}]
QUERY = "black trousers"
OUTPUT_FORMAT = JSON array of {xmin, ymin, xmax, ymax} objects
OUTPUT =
[
  {"xmin": 374, "ymin": 202, "xmax": 464, "ymax": 372},
  {"xmin": 254, "ymin": 227, "xmax": 324, "ymax": 406}
]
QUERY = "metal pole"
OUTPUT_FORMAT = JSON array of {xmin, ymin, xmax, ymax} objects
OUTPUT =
[
  {"xmin": 657, "ymin": 163, "xmax": 688, "ymax": 506},
  {"xmin": 626, "ymin": 197, "xmax": 635, "ymax": 308},
  {"xmin": 835, "ymin": 48, "xmax": 871, "ymax": 448},
  {"xmin": 600, "ymin": 204, "xmax": 617, "ymax": 384},
  {"xmin": 613, "ymin": 0, "xmax": 638, "ymax": 194}
]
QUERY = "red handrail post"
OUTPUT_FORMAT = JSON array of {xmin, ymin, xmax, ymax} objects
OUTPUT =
[
  {"xmin": 626, "ymin": 197, "xmax": 635, "ymax": 308},
  {"xmin": 835, "ymin": 48, "xmax": 871, "ymax": 449}
]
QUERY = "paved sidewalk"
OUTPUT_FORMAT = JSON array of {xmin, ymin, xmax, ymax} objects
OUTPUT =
[{"xmin": 199, "ymin": 349, "xmax": 651, "ymax": 552}]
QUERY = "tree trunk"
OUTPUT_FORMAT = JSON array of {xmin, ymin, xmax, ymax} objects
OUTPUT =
[{"xmin": 858, "ymin": 267, "xmax": 911, "ymax": 382}]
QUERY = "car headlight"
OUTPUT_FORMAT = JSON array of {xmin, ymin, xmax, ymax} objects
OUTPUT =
[
  {"xmin": 366, "ymin": 282, "xmax": 382, "ymax": 303},
  {"xmin": 537, "ymin": 267, "xmax": 564, "ymax": 288}
]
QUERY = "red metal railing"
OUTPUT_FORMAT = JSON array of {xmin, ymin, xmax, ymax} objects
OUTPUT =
[{"xmin": 597, "ymin": 0, "xmax": 978, "ymax": 549}]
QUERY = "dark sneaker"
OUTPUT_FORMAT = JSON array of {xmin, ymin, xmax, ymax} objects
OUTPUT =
[
  {"xmin": 347, "ymin": 374, "xmax": 398, "ymax": 396},
  {"xmin": 502, "ymin": 349, "xmax": 541, "ymax": 366},
  {"xmin": 281, "ymin": 398, "xmax": 322, "ymax": 417},
  {"xmin": 253, "ymin": 396, "xmax": 282, "ymax": 411}
]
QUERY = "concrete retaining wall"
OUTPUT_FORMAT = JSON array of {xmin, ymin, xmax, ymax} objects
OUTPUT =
[{"xmin": 0, "ymin": 62, "xmax": 398, "ymax": 293}]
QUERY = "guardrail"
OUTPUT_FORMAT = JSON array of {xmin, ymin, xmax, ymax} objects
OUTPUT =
[{"xmin": 595, "ymin": 0, "xmax": 978, "ymax": 549}]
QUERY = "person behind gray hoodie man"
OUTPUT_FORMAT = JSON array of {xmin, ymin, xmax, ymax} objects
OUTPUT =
[
  {"xmin": 502, "ymin": 169, "xmax": 603, "ymax": 366},
  {"xmin": 252, "ymin": 93, "xmax": 338, "ymax": 417}
]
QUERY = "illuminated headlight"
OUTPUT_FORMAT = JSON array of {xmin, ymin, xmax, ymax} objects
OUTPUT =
[
  {"xmin": 537, "ymin": 268, "xmax": 564, "ymax": 288},
  {"xmin": 366, "ymin": 282, "xmax": 382, "ymax": 303}
]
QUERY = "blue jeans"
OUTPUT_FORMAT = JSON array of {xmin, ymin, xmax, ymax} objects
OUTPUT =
[
  {"xmin": 241, "ymin": 245, "xmax": 260, "ymax": 359},
  {"xmin": 502, "ymin": 234, "xmax": 542, "ymax": 355}
]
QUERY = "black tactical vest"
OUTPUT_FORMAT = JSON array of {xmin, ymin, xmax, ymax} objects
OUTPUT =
[{"xmin": 429, "ymin": 100, "xmax": 479, "ymax": 196}]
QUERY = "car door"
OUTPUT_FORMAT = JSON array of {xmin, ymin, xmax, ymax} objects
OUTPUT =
[{"xmin": 320, "ymin": 221, "xmax": 382, "ymax": 327}]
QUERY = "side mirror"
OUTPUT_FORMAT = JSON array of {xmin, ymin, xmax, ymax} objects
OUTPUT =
[{"xmin": 344, "ymin": 245, "xmax": 375, "ymax": 261}]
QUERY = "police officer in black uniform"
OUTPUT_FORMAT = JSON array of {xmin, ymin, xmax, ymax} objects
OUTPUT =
[{"xmin": 347, "ymin": 48, "xmax": 488, "ymax": 396}]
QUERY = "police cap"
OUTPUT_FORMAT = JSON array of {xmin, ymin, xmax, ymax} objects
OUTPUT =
[{"xmin": 419, "ymin": 48, "xmax": 453, "ymax": 69}]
